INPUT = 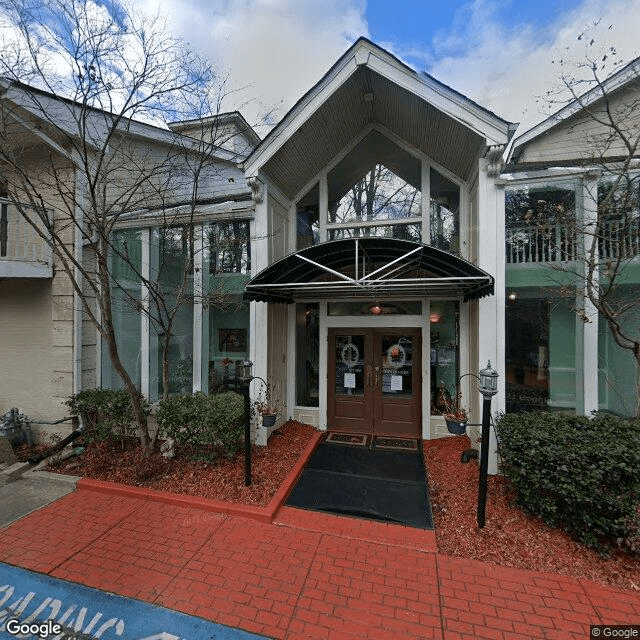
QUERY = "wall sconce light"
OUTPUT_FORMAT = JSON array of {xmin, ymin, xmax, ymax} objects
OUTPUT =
[{"xmin": 429, "ymin": 312, "xmax": 441, "ymax": 323}]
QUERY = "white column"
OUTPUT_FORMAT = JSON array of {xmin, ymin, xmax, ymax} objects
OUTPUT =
[
  {"xmin": 192, "ymin": 224, "xmax": 203, "ymax": 393},
  {"xmin": 422, "ymin": 299, "xmax": 431, "ymax": 439},
  {"xmin": 288, "ymin": 203, "xmax": 297, "ymax": 251},
  {"xmin": 287, "ymin": 304, "xmax": 297, "ymax": 413},
  {"xmin": 318, "ymin": 301, "xmax": 328, "ymax": 431},
  {"xmin": 477, "ymin": 159, "xmax": 506, "ymax": 474},
  {"xmin": 421, "ymin": 160, "xmax": 430, "ymax": 244},
  {"xmin": 250, "ymin": 180, "xmax": 270, "ymax": 403},
  {"xmin": 582, "ymin": 174, "xmax": 599, "ymax": 414},
  {"xmin": 140, "ymin": 227, "xmax": 150, "ymax": 400},
  {"xmin": 319, "ymin": 172, "xmax": 328, "ymax": 243}
]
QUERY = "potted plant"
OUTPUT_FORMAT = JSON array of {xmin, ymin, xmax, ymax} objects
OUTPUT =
[
  {"xmin": 252, "ymin": 383, "xmax": 282, "ymax": 427},
  {"xmin": 440, "ymin": 387, "xmax": 469, "ymax": 435}
]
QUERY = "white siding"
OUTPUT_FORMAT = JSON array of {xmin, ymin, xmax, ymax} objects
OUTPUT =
[{"xmin": 516, "ymin": 85, "xmax": 639, "ymax": 166}]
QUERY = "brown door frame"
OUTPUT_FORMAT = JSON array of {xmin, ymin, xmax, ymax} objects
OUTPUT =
[{"xmin": 327, "ymin": 327, "xmax": 422, "ymax": 437}]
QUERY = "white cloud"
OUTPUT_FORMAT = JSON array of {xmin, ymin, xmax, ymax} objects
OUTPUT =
[
  {"xmin": 423, "ymin": 0, "xmax": 640, "ymax": 134},
  {"xmin": 132, "ymin": 0, "xmax": 368, "ymax": 131}
]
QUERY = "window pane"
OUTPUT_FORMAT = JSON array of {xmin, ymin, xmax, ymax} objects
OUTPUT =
[
  {"xmin": 296, "ymin": 303, "xmax": 319, "ymax": 407},
  {"xmin": 505, "ymin": 181, "xmax": 577, "ymax": 264},
  {"xmin": 207, "ymin": 296, "xmax": 250, "ymax": 393},
  {"xmin": 329, "ymin": 164, "xmax": 421, "ymax": 225},
  {"xmin": 328, "ymin": 223, "xmax": 421, "ymax": 242},
  {"xmin": 203, "ymin": 220, "xmax": 251, "ymax": 393},
  {"xmin": 297, "ymin": 183, "xmax": 319, "ymax": 250},
  {"xmin": 505, "ymin": 289, "xmax": 577, "ymax": 412},
  {"xmin": 149, "ymin": 226, "xmax": 194, "ymax": 400},
  {"xmin": 205, "ymin": 220, "xmax": 250, "ymax": 274},
  {"xmin": 598, "ymin": 284, "xmax": 640, "ymax": 417},
  {"xmin": 334, "ymin": 334, "xmax": 365, "ymax": 397},
  {"xmin": 328, "ymin": 301, "xmax": 421, "ymax": 316},
  {"xmin": 101, "ymin": 229, "xmax": 142, "ymax": 390},
  {"xmin": 430, "ymin": 169, "xmax": 460, "ymax": 252},
  {"xmin": 597, "ymin": 177, "xmax": 640, "ymax": 260},
  {"xmin": 430, "ymin": 301, "xmax": 459, "ymax": 414},
  {"xmin": 381, "ymin": 334, "xmax": 413, "ymax": 399}
]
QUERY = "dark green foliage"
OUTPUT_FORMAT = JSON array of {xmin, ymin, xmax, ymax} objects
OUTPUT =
[
  {"xmin": 496, "ymin": 412, "xmax": 640, "ymax": 552},
  {"xmin": 66, "ymin": 388, "xmax": 150, "ymax": 447},
  {"xmin": 155, "ymin": 391, "xmax": 244, "ymax": 461}
]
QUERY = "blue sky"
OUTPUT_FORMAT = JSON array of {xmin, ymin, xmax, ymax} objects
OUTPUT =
[
  {"xmin": 128, "ymin": 0, "xmax": 639, "ymax": 135},
  {"xmin": 365, "ymin": 0, "xmax": 586, "ymax": 67},
  {"xmin": 4, "ymin": 0, "xmax": 640, "ymax": 135}
]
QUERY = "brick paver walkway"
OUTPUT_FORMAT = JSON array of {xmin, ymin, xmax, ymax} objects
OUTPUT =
[{"xmin": 0, "ymin": 484, "xmax": 638, "ymax": 639}]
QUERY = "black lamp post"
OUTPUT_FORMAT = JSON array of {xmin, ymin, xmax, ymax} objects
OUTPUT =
[
  {"xmin": 477, "ymin": 360, "xmax": 498, "ymax": 528},
  {"xmin": 239, "ymin": 360, "xmax": 254, "ymax": 486}
]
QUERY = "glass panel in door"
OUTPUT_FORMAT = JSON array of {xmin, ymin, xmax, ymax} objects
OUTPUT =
[
  {"xmin": 375, "ymin": 331, "xmax": 421, "ymax": 437},
  {"xmin": 328, "ymin": 332, "xmax": 372, "ymax": 433},
  {"xmin": 380, "ymin": 334, "xmax": 414, "ymax": 399},
  {"xmin": 334, "ymin": 334, "xmax": 365, "ymax": 397}
]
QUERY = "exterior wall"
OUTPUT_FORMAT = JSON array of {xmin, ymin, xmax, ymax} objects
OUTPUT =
[
  {"xmin": 267, "ymin": 193, "xmax": 290, "ymax": 262},
  {"xmin": 170, "ymin": 119, "xmax": 257, "ymax": 157},
  {"xmin": 0, "ymin": 279, "xmax": 53, "ymax": 414},
  {"xmin": 104, "ymin": 139, "xmax": 249, "ymax": 214},
  {"xmin": 267, "ymin": 303, "xmax": 289, "ymax": 426},
  {"xmin": 515, "ymin": 85, "xmax": 639, "ymax": 166},
  {"xmin": 1, "ymin": 147, "xmax": 77, "ymax": 436}
]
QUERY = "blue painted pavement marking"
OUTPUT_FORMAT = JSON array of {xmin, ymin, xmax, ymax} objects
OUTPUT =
[{"xmin": 0, "ymin": 563, "xmax": 266, "ymax": 640}]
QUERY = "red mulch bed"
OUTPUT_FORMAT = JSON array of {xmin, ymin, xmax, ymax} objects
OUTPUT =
[
  {"xmin": 46, "ymin": 424, "xmax": 640, "ymax": 590},
  {"xmin": 49, "ymin": 420, "xmax": 315, "ymax": 507},
  {"xmin": 424, "ymin": 435, "xmax": 640, "ymax": 591}
]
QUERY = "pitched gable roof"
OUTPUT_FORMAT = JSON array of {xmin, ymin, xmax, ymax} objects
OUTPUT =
[{"xmin": 244, "ymin": 38, "xmax": 516, "ymax": 196}]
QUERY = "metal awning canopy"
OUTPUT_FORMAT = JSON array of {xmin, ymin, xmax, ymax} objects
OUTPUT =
[{"xmin": 244, "ymin": 238, "xmax": 494, "ymax": 303}]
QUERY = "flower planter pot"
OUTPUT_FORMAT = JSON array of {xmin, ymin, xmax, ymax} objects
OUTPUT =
[
  {"xmin": 261, "ymin": 413, "xmax": 277, "ymax": 428},
  {"xmin": 445, "ymin": 419, "xmax": 467, "ymax": 435}
]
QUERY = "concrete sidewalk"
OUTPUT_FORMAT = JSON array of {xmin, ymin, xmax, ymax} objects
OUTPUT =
[{"xmin": 0, "ymin": 481, "xmax": 638, "ymax": 639}]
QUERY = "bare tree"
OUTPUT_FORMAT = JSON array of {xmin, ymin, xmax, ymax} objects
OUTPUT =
[
  {"xmin": 537, "ymin": 32, "xmax": 640, "ymax": 416},
  {"xmin": 0, "ymin": 0, "xmax": 254, "ymax": 452},
  {"xmin": 328, "ymin": 164, "xmax": 421, "ymax": 241}
]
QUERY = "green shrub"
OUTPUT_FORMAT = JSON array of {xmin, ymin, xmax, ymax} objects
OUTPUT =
[
  {"xmin": 66, "ymin": 388, "xmax": 150, "ymax": 447},
  {"xmin": 496, "ymin": 412, "xmax": 640, "ymax": 552},
  {"xmin": 155, "ymin": 391, "xmax": 245, "ymax": 460}
]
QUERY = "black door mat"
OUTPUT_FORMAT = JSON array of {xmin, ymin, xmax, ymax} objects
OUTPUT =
[
  {"xmin": 305, "ymin": 443, "xmax": 426, "ymax": 482},
  {"xmin": 285, "ymin": 441, "xmax": 434, "ymax": 530},
  {"xmin": 373, "ymin": 436, "xmax": 419, "ymax": 451},
  {"xmin": 325, "ymin": 432, "xmax": 370, "ymax": 447}
]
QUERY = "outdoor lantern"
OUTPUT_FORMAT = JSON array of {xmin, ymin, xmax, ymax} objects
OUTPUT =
[
  {"xmin": 238, "ymin": 360, "xmax": 254, "ymax": 487},
  {"xmin": 369, "ymin": 304, "xmax": 383, "ymax": 315},
  {"xmin": 477, "ymin": 360, "xmax": 499, "ymax": 529},
  {"xmin": 239, "ymin": 360, "xmax": 254, "ymax": 382},
  {"xmin": 479, "ymin": 360, "xmax": 498, "ymax": 397}
]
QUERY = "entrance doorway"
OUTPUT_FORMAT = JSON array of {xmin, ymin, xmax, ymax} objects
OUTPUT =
[{"xmin": 328, "ymin": 328, "xmax": 422, "ymax": 437}]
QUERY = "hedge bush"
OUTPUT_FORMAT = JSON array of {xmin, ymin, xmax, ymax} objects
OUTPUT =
[
  {"xmin": 66, "ymin": 388, "xmax": 150, "ymax": 447},
  {"xmin": 495, "ymin": 412, "xmax": 640, "ymax": 552},
  {"xmin": 155, "ymin": 391, "xmax": 245, "ymax": 461}
]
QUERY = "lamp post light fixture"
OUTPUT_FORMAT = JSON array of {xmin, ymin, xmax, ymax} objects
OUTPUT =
[
  {"xmin": 477, "ymin": 360, "xmax": 498, "ymax": 528},
  {"xmin": 239, "ymin": 360, "xmax": 254, "ymax": 486}
]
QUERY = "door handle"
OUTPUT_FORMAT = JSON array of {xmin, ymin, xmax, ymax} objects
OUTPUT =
[
  {"xmin": 366, "ymin": 365, "xmax": 372, "ymax": 387},
  {"xmin": 374, "ymin": 366, "xmax": 380, "ymax": 387}
]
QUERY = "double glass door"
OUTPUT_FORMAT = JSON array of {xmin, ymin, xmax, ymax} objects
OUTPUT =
[{"xmin": 328, "ymin": 328, "xmax": 421, "ymax": 437}]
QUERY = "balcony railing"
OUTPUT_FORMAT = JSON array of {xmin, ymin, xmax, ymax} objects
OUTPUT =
[
  {"xmin": 599, "ymin": 217, "xmax": 640, "ymax": 261},
  {"xmin": 506, "ymin": 223, "xmax": 577, "ymax": 265},
  {"xmin": 0, "ymin": 199, "xmax": 53, "ymax": 277},
  {"xmin": 506, "ymin": 219, "xmax": 640, "ymax": 265}
]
